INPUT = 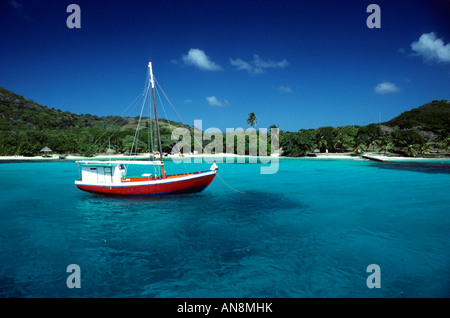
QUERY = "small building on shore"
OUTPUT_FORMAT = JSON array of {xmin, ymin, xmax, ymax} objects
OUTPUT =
[{"xmin": 40, "ymin": 146, "xmax": 52, "ymax": 157}]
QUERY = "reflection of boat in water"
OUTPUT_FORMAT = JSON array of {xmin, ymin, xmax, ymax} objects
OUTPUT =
[{"xmin": 74, "ymin": 62, "xmax": 218, "ymax": 195}]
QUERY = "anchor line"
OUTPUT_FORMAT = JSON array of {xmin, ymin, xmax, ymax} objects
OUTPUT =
[{"xmin": 216, "ymin": 173, "xmax": 246, "ymax": 194}]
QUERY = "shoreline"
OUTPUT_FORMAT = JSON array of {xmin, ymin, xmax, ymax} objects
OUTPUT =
[
  {"xmin": 0, "ymin": 153, "xmax": 248, "ymax": 161},
  {"xmin": 0, "ymin": 152, "xmax": 449, "ymax": 162}
]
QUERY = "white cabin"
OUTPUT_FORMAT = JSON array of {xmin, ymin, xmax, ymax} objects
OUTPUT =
[
  {"xmin": 79, "ymin": 162, "xmax": 127, "ymax": 184},
  {"xmin": 77, "ymin": 160, "xmax": 163, "ymax": 185}
]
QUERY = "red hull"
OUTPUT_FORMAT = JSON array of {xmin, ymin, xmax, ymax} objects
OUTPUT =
[{"xmin": 75, "ymin": 170, "xmax": 217, "ymax": 195}]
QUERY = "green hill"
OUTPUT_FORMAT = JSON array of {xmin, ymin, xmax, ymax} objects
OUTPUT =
[
  {"xmin": 0, "ymin": 87, "xmax": 115, "ymax": 131},
  {"xmin": 385, "ymin": 100, "xmax": 450, "ymax": 131},
  {"xmin": 0, "ymin": 86, "xmax": 448, "ymax": 157},
  {"xmin": 0, "ymin": 86, "xmax": 189, "ymax": 156},
  {"xmin": 0, "ymin": 86, "xmax": 186, "ymax": 132}
]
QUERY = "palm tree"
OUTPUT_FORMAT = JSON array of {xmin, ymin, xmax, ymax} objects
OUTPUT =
[
  {"xmin": 333, "ymin": 137, "xmax": 343, "ymax": 153},
  {"xmin": 439, "ymin": 138, "xmax": 450, "ymax": 153},
  {"xmin": 341, "ymin": 135, "xmax": 355, "ymax": 152},
  {"xmin": 353, "ymin": 143, "xmax": 366, "ymax": 155},
  {"xmin": 378, "ymin": 136, "xmax": 393, "ymax": 155},
  {"xmin": 402, "ymin": 144, "xmax": 418, "ymax": 157},
  {"xmin": 380, "ymin": 141, "xmax": 394, "ymax": 155},
  {"xmin": 333, "ymin": 131, "xmax": 344, "ymax": 152},
  {"xmin": 318, "ymin": 138, "xmax": 328, "ymax": 153},
  {"xmin": 419, "ymin": 144, "xmax": 431, "ymax": 156},
  {"xmin": 247, "ymin": 113, "xmax": 258, "ymax": 128},
  {"xmin": 369, "ymin": 139, "xmax": 381, "ymax": 152},
  {"xmin": 437, "ymin": 138, "xmax": 449, "ymax": 154},
  {"xmin": 431, "ymin": 129, "xmax": 449, "ymax": 153}
]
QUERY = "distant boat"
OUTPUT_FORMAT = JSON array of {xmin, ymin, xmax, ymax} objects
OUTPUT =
[{"xmin": 74, "ymin": 62, "xmax": 218, "ymax": 195}]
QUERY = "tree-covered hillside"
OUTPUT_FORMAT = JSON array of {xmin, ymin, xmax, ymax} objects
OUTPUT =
[
  {"xmin": 0, "ymin": 86, "xmax": 190, "ymax": 156},
  {"xmin": 385, "ymin": 100, "xmax": 450, "ymax": 131},
  {"xmin": 0, "ymin": 86, "xmax": 448, "ymax": 158},
  {"xmin": 0, "ymin": 86, "xmax": 116, "ymax": 131},
  {"xmin": 278, "ymin": 100, "xmax": 450, "ymax": 157}
]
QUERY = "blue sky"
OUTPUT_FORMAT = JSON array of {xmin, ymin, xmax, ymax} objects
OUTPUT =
[{"xmin": 1, "ymin": 0, "xmax": 449, "ymax": 132}]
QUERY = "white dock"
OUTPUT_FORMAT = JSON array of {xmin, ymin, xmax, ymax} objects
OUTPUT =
[{"xmin": 362, "ymin": 155, "xmax": 390, "ymax": 163}]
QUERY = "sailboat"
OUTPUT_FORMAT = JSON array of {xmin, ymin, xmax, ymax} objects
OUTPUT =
[{"xmin": 74, "ymin": 62, "xmax": 218, "ymax": 195}]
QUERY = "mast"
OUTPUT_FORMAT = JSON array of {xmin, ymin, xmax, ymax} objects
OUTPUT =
[{"xmin": 149, "ymin": 62, "xmax": 165, "ymax": 178}]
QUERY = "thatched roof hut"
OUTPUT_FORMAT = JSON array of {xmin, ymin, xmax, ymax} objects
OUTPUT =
[{"xmin": 40, "ymin": 147, "xmax": 52, "ymax": 157}]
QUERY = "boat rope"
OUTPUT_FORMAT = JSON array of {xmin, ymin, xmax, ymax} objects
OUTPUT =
[
  {"xmin": 155, "ymin": 78, "xmax": 185, "ymax": 126},
  {"xmin": 155, "ymin": 77, "xmax": 204, "ymax": 149},
  {"xmin": 154, "ymin": 77, "xmax": 204, "ymax": 175},
  {"xmin": 129, "ymin": 83, "xmax": 149, "ymax": 157},
  {"xmin": 153, "ymin": 75, "xmax": 244, "ymax": 194},
  {"xmin": 154, "ymin": 84, "xmax": 190, "ymax": 175},
  {"xmin": 147, "ymin": 91, "xmax": 158, "ymax": 177},
  {"xmin": 217, "ymin": 173, "xmax": 246, "ymax": 194},
  {"xmin": 81, "ymin": 88, "xmax": 145, "ymax": 157}
]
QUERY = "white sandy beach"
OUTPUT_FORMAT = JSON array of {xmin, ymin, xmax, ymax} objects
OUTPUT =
[
  {"xmin": 313, "ymin": 153, "xmax": 450, "ymax": 161},
  {"xmin": 0, "ymin": 153, "xmax": 254, "ymax": 161},
  {"xmin": 0, "ymin": 152, "xmax": 448, "ymax": 161}
]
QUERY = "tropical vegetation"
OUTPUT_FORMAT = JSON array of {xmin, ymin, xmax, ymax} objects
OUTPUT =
[
  {"xmin": 278, "ymin": 100, "xmax": 450, "ymax": 157},
  {"xmin": 246, "ymin": 112, "xmax": 258, "ymax": 128},
  {"xmin": 0, "ymin": 87, "xmax": 190, "ymax": 156},
  {"xmin": 0, "ymin": 86, "xmax": 449, "ymax": 158}
]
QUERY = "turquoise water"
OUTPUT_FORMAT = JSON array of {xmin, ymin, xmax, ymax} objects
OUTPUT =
[{"xmin": 0, "ymin": 158, "xmax": 449, "ymax": 298}]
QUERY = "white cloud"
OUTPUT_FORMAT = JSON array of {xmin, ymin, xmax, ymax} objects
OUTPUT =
[
  {"xmin": 374, "ymin": 82, "xmax": 400, "ymax": 95},
  {"xmin": 411, "ymin": 32, "xmax": 450, "ymax": 63},
  {"xmin": 230, "ymin": 54, "xmax": 289, "ymax": 75},
  {"xmin": 182, "ymin": 48, "xmax": 222, "ymax": 71},
  {"xmin": 229, "ymin": 58, "xmax": 253, "ymax": 73},
  {"xmin": 278, "ymin": 86, "xmax": 292, "ymax": 93},
  {"xmin": 253, "ymin": 54, "xmax": 289, "ymax": 69},
  {"xmin": 206, "ymin": 96, "xmax": 228, "ymax": 107}
]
